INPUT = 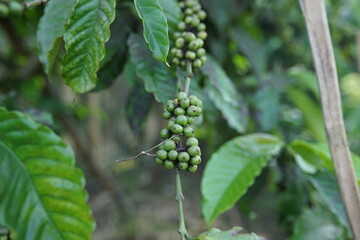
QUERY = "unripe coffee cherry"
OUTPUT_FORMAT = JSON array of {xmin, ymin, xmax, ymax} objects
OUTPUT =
[
  {"xmin": 192, "ymin": 3, "xmax": 201, "ymax": 11},
  {"xmin": 164, "ymin": 160, "xmax": 175, "ymax": 170},
  {"xmin": 185, "ymin": 51, "xmax": 196, "ymax": 60},
  {"xmin": 178, "ymin": 91, "xmax": 187, "ymax": 101},
  {"xmin": 193, "ymin": 59, "xmax": 202, "ymax": 68},
  {"xmin": 197, "ymin": 31, "xmax": 208, "ymax": 40},
  {"xmin": 184, "ymin": 126, "xmax": 195, "ymax": 138},
  {"xmin": 191, "ymin": 17, "xmax": 200, "ymax": 27},
  {"xmin": 198, "ymin": 23, "xmax": 206, "ymax": 31},
  {"xmin": 190, "ymin": 156, "xmax": 201, "ymax": 165},
  {"xmin": 177, "ymin": 21, "xmax": 186, "ymax": 31},
  {"xmin": 157, "ymin": 150, "xmax": 168, "ymax": 160},
  {"xmin": 171, "ymin": 124, "xmax": 183, "ymax": 134},
  {"xmin": 197, "ymin": 99, "xmax": 203, "ymax": 108},
  {"xmin": 155, "ymin": 157, "xmax": 164, "ymax": 165},
  {"xmin": 172, "ymin": 58, "xmax": 180, "ymax": 65},
  {"xmin": 185, "ymin": 8, "xmax": 193, "ymax": 15},
  {"xmin": 167, "ymin": 119, "xmax": 175, "ymax": 130},
  {"xmin": 187, "ymin": 105, "xmax": 198, "ymax": 116},
  {"xmin": 163, "ymin": 140, "xmax": 176, "ymax": 151},
  {"xmin": 195, "ymin": 107, "xmax": 202, "ymax": 117},
  {"xmin": 176, "ymin": 115, "xmax": 188, "ymax": 126},
  {"xmin": 186, "ymin": 0, "xmax": 195, "ymax": 7},
  {"xmin": 160, "ymin": 128, "xmax": 170, "ymax": 139},
  {"xmin": 184, "ymin": 32, "xmax": 196, "ymax": 42},
  {"xmin": 163, "ymin": 111, "xmax": 172, "ymax": 119},
  {"xmin": 170, "ymin": 47, "xmax": 177, "ymax": 55},
  {"xmin": 189, "ymin": 95, "xmax": 199, "ymax": 105},
  {"xmin": 176, "ymin": 50, "xmax": 183, "ymax": 59},
  {"xmin": 187, "ymin": 164, "xmax": 198, "ymax": 173},
  {"xmin": 186, "ymin": 137, "xmax": 199, "ymax": 147},
  {"xmin": 185, "ymin": 16, "xmax": 193, "ymax": 24},
  {"xmin": 196, "ymin": 48, "xmax": 206, "ymax": 57},
  {"xmin": 178, "ymin": 151, "xmax": 190, "ymax": 162},
  {"xmin": 187, "ymin": 116, "xmax": 195, "ymax": 124},
  {"xmin": 178, "ymin": 162, "xmax": 189, "ymax": 170},
  {"xmin": 198, "ymin": 10, "xmax": 207, "ymax": 20},
  {"xmin": 180, "ymin": 98, "xmax": 190, "ymax": 108},
  {"xmin": 174, "ymin": 107, "xmax": 186, "ymax": 116},
  {"xmin": 200, "ymin": 55, "xmax": 207, "ymax": 65},
  {"xmin": 196, "ymin": 39, "xmax": 204, "ymax": 48},
  {"xmin": 188, "ymin": 40, "xmax": 199, "ymax": 51},
  {"xmin": 172, "ymin": 136, "xmax": 182, "ymax": 142},
  {"xmin": 176, "ymin": 38, "xmax": 185, "ymax": 48},
  {"xmin": 168, "ymin": 150, "xmax": 178, "ymax": 161},
  {"xmin": 166, "ymin": 100, "xmax": 175, "ymax": 112},
  {"xmin": 174, "ymin": 32, "xmax": 181, "ymax": 38},
  {"xmin": 188, "ymin": 146, "xmax": 201, "ymax": 157}
]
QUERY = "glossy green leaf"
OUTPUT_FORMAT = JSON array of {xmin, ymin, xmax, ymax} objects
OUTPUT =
[
  {"xmin": 196, "ymin": 227, "xmax": 265, "ymax": 240},
  {"xmin": 128, "ymin": 34, "xmax": 176, "ymax": 104},
  {"xmin": 201, "ymin": 133, "xmax": 284, "ymax": 225},
  {"xmin": 287, "ymin": 87, "xmax": 326, "ymax": 141},
  {"xmin": 157, "ymin": 0, "xmax": 181, "ymax": 34},
  {"xmin": 289, "ymin": 208, "xmax": 344, "ymax": 240},
  {"xmin": 62, "ymin": 0, "xmax": 116, "ymax": 93},
  {"xmin": 202, "ymin": 56, "xmax": 248, "ymax": 133},
  {"xmin": 134, "ymin": 0, "xmax": 169, "ymax": 61},
  {"xmin": 37, "ymin": 0, "xmax": 77, "ymax": 73},
  {"xmin": 0, "ymin": 108, "xmax": 94, "ymax": 239}
]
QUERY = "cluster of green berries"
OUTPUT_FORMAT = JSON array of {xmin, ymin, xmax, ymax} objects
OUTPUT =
[
  {"xmin": 170, "ymin": 0, "xmax": 207, "ymax": 70},
  {"xmin": 155, "ymin": 91, "xmax": 203, "ymax": 172},
  {"xmin": 0, "ymin": 2, "xmax": 24, "ymax": 17}
]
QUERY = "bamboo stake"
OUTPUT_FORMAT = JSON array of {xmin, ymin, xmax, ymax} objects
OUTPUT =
[{"xmin": 299, "ymin": 0, "xmax": 360, "ymax": 238}]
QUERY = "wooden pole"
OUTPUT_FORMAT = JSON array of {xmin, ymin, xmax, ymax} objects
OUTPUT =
[{"xmin": 299, "ymin": 0, "xmax": 360, "ymax": 238}]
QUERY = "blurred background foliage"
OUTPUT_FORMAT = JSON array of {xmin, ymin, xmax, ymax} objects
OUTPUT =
[{"xmin": 0, "ymin": 0, "xmax": 360, "ymax": 239}]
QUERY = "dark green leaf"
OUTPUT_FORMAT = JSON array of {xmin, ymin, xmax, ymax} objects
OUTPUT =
[
  {"xmin": 37, "ymin": 0, "xmax": 77, "ymax": 73},
  {"xmin": 128, "ymin": 34, "xmax": 176, "ymax": 104},
  {"xmin": 201, "ymin": 55, "xmax": 248, "ymax": 133},
  {"xmin": 62, "ymin": 0, "xmax": 116, "ymax": 93},
  {"xmin": 201, "ymin": 133, "xmax": 284, "ymax": 225},
  {"xmin": 134, "ymin": 0, "xmax": 169, "ymax": 61},
  {"xmin": 289, "ymin": 208, "xmax": 344, "ymax": 240},
  {"xmin": 0, "ymin": 108, "xmax": 94, "ymax": 239},
  {"xmin": 196, "ymin": 227, "xmax": 265, "ymax": 240},
  {"xmin": 157, "ymin": 0, "xmax": 181, "ymax": 35}
]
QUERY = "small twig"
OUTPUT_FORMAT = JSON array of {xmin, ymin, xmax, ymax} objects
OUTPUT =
[
  {"xmin": 116, "ymin": 134, "xmax": 181, "ymax": 162},
  {"xmin": 24, "ymin": 0, "xmax": 48, "ymax": 8},
  {"xmin": 175, "ymin": 169, "xmax": 190, "ymax": 240}
]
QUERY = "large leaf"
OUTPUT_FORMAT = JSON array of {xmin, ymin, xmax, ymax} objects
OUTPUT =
[
  {"xmin": 0, "ymin": 108, "xmax": 94, "ymax": 239},
  {"xmin": 201, "ymin": 56, "xmax": 248, "ymax": 133},
  {"xmin": 157, "ymin": 0, "xmax": 181, "ymax": 35},
  {"xmin": 287, "ymin": 87, "xmax": 326, "ymax": 141},
  {"xmin": 196, "ymin": 227, "xmax": 265, "ymax": 240},
  {"xmin": 134, "ymin": 0, "xmax": 169, "ymax": 61},
  {"xmin": 37, "ymin": 0, "xmax": 77, "ymax": 74},
  {"xmin": 62, "ymin": 0, "xmax": 116, "ymax": 93},
  {"xmin": 289, "ymin": 208, "xmax": 345, "ymax": 240},
  {"xmin": 201, "ymin": 133, "xmax": 284, "ymax": 225},
  {"xmin": 128, "ymin": 34, "xmax": 176, "ymax": 104}
]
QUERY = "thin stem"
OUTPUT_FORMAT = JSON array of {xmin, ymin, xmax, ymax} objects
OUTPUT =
[
  {"xmin": 175, "ymin": 169, "xmax": 189, "ymax": 240},
  {"xmin": 24, "ymin": 0, "xmax": 48, "ymax": 8},
  {"xmin": 116, "ymin": 134, "xmax": 182, "ymax": 162},
  {"xmin": 184, "ymin": 61, "xmax": 193, "ymax": 95}
]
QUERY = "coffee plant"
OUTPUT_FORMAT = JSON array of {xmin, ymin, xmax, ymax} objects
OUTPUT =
[{"xmin": 0, "ymin": 0, "xmax": 360, "ymax": 239}]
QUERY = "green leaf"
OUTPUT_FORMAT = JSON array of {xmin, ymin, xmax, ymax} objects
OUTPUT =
[
  {"xmin": 287, "ymin": 87, "xmax": 326, "ymax": 141},
  {"xmin": 37, "ymin": 0, "xmax": 77, "ymax": 74},
  {"xmin": 0, "ymin": 108, "xmax": 94, "ymax": 239},
  {"xmin": 308, "ymin": 171, "xmax": 349, "ymax": 227},
  {"xmin": 157, "ymin": 0, "xmax": 181, "ymax": 35},
  {"xmin": 201, "ymin": 55, "xmax": 248, "ymax": 133},
  {"xmin": 201, "ymin": 133, "xmax": 284, "ymax": 225},
  {"xmin": 289, "ymin": 208, "xmax": 345, "ymax": 240},
  {"xmin": 62, "ymin": 0, "xmax": 116, "ymax": 93},
  {"xmin": 128, "ymin": 34, "xmax": 176, "ymax": 104},
  {"xmin": 196, "ymin": 227, "xmax": 265, "ymax": 240},
  {"xmin": 134, "ymin": 0, "xmax": 169, "ymax": 61}
]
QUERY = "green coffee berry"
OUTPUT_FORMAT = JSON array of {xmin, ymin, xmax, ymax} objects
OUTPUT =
[
  {"xmin": 172, "ymin": 136, "xmax": 182, "ymax": 142},
  {"xmin": 168, "ymin": 150, "xmax": 178, "ymax": 161},
  {"xmin": 0, "ymin": 3, "xmax": 9, "ymax": 17},
  {"xmin": 180, "ymin": 98, "xmax": 190, "ymax": 109},
  {"xmin": 178, "ymin": 162, "xmax": 189, "ymax": 170},
  {"xmin": 174, "ymin": 107, "xmax": 186, "ymax": 116},
  {"xmin": 192, "ymin": 3, "xmax": 201, "ymax": 11},
  {"xmin": 178, "ymin": 151, "xmax": 190, "ymax": 162},
  {"xmin": 157, "ymin": 149, "xmax": 168, "ymax": 160},
  {"xmin": 184, "ymin": 32, "xmax": 196, "ymax": 42},
  {"xmin": 188, "ymin": 146, "xmax": 201, "ymax": 157},
  {"xmin": 171, "ymin": 124, "xmax": 183, "ymax": 134},
  {"xmin": 198, "ymin": 23, "xmax": 206, "ymax": 31},
  {"xmin": 196, "ymin": 48, "xmax": 206, "ymax": 57},
  {"xmin": 190, "ymin": 156, "xmax": 201, "ymax": 165},
  {"xmin": 174, "ymin": 32, "xmax": 181, "ymax": 38},
  {"xmin": 176, "ymin": 38, "xmax": 185, "ymax": 48},
  {"xmin": 188, "ymin": 40, "xmax": 199, "ymax": 51},
  {"xmin": 172, "ymin": 58, "xmax": 180, "ymax": 65},
  {"xmin": 177, "ymin": 22, "xmax": 186, "ymax": 31},
  {"xmin": 187, "ymin": 164, "xmax": 198, "ymax": 173},
  {"xmin": 160, "ymin": 128, "xmax": 170, "ymax": 139},
  {"xmin": 174, "ymin": 98, "xmax": 179, "ymax": 105},
  {"xmin": 170, "ymin": 47, "xmax": 178, "ymax": 55},
  {"xmin": 167, "ymin": 119, "xmax": 175, "ymax": 130},
  {"xmin": 198, "ymin": 10, "xmax": 207, "ymax": 20},
  {"xmin": 179, "ymin": 2, "xmax": 185, "ymax": 8},
  {"xmin": 195, "ymin": 107, "xmax": 202, "ymax": 117},
  {"xmin": 191, "ymin": 17, "xmax": 200, "ymax": 27},
  {"xmin": 163, "ymin": 111, "xmax": 172, "ymax": 119},
  {"xmin": 177, "ymin": 91, "xmax": 187, "ymax": 101},
  {"xmin": 185, "ymin": 51, "xmax": 196, "ymax": 60},
  {"xmin": 189, "ymin": 96, "xmax": 199, "ymax": 105},
  {"xmin": 184, "ymin": 126, "xmax": 195, "ymax": 138},
  {"xmin": 185, "ymin": 8, "xmax": 193, "ymax": 15},
  {"xmin": 155, "ymin": 157, "xmax": 164, "ymax": 165},
  {"xmin": 176, "ymin": 50, "xmax": 183, "ymax": 59},
  {"xmin": 186, "ymin": 137, "xmax": 199, "ymax": 147},
  {"xmin": 176, "ymin": 115, "xmax": 188, "ymax": 126},
  {"xmin": 200, "ymin": 55, "xmax": 207, "ymax": 64},
  {"xmin": 185, "ymin": 16, "xmax": 193, "ymax": 24},
  {"xmin": 166, "ymin": 100, "xmax": 175, "ymax": 112},
  {"xmin": 198, "ymin": 31, "xmax": 208, "ymax": 40},
  {"xmin": 186, "ymin": 0, "xmax": 195, "ymax": 7},
  {"xmin": 196, "ymin": 39, "xmax": 204, "ymax": 48},
  {"xmin": 187, "ymin": 116, "xmax": 195, "ymax": 124},
  {"xmin": 163, "ymin": 140, "xmax": 176, "ymax": 151},
  {"xmin": 193, "ymin": 59, "xmax": 202, "ymax": 68},
  {"xmin": 187, "ymin": 105, "xmax": 198, "ymax": 116},
  {"xmin": 197, "ymin": 99, "xmax": 203, "ymax": 108},
  {"xmin": 164, "ymin": 160, "xmax": 175, "ymax": 170}
]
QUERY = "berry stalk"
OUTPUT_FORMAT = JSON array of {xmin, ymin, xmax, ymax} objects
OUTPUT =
[{"xmin": 175, "ymin": 169, "xmax": 189, "ymax": 240}]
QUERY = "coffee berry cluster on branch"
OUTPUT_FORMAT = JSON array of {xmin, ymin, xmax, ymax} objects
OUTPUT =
[
  {"xmin": 170, "ymin": 0, "xmax": 207, "ymax": 70},
  {"xmin": 156, "ymin": 91, "xmax": 203, "ymax": 172}
]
